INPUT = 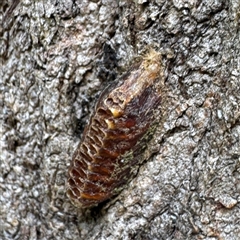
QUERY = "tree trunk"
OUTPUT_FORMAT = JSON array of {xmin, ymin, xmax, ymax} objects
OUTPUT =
[{"xmin": 1, "ymin": 0, "xmax": 239, "ymax": 239}]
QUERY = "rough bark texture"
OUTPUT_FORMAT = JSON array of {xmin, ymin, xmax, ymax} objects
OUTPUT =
[{"xmin": 1, "ymin": 0, "xmax": 239, "ymax": 239}]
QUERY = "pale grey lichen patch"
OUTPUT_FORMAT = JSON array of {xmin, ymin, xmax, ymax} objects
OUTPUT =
[{"xmin": 217, "ymin": 194, "xmax": 237, "ymax": 209}]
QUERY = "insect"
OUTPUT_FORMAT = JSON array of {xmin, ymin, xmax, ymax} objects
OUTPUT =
[{"xmin": 67, "ymin": 49, "xmax": 162, "ymax": 208}]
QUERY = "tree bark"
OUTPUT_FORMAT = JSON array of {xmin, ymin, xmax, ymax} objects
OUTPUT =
[{"xmin": 1, "ymin": 0, "xmax": 239, "ymax": 239}]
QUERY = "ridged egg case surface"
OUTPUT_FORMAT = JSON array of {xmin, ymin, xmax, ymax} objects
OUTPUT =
[{"xmin": 67, "ymin": 50, "xmax": 162, "ymax": 208}]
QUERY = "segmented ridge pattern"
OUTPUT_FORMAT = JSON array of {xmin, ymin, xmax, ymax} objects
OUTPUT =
[{"xmin": 67, "ymin": 85, "xmax": 160, "ymax": 208}]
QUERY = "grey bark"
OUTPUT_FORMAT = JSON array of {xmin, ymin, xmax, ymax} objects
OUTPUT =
[{"xmin": 1, "ymin": 0, "xmax": 240, "ymax": 239}]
